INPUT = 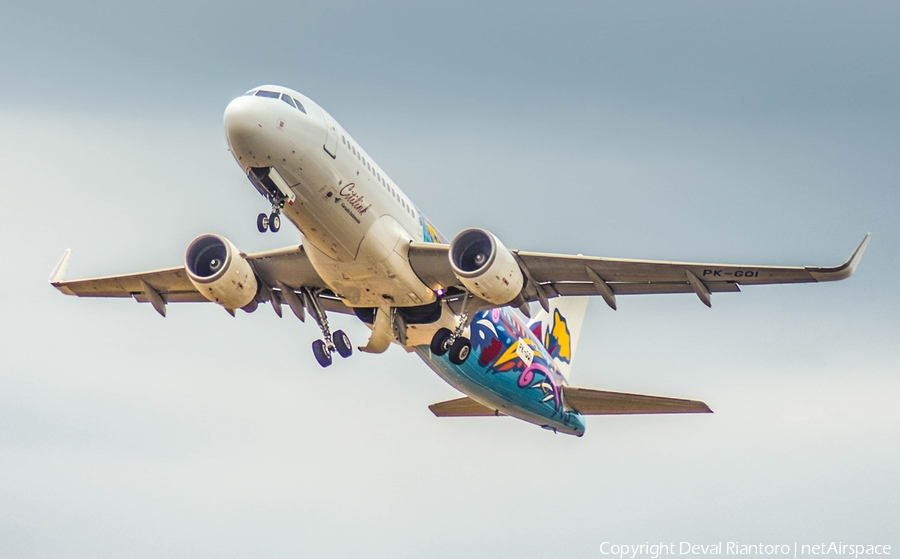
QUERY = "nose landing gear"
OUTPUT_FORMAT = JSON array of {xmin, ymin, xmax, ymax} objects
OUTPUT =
[
  {"xmin": 248, "ymin": 167, "xmax": 289, "ymax": 233},
  {"xmin": 256, "ymin": 209, "xmax": 282, "ymax": 233}
]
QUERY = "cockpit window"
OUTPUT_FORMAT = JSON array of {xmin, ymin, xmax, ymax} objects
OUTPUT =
[
  {"xmin": 255, "ymin": 90, "xmax": 280, "ymax": 99},
  {"xmin": 292, "ymin": 97, "xmax": 307, "ymax": 114},
  {"xmin": 280, "ymin": 93, "xmax": 296, "ymax": 108}
]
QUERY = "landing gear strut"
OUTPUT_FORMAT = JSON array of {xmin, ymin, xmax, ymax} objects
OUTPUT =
[{"xmin": 302, "ymin": 287, "xmax": 352, "ymax": 367}]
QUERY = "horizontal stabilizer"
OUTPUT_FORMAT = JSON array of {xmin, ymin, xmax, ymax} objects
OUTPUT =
[
  {"xmin": 429, "ymin": 397, "xmax": 503, "ymax": 417},
  {"xmin": 563, "ymin": 386, "xmax": 712, "ymax": 415}
]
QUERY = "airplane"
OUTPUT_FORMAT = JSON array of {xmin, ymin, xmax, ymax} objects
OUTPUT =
[{"xmin": 49, "ymin": 84, "xmax": 870, "ymax": 436}]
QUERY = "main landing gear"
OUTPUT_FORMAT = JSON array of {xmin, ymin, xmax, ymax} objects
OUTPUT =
[
  {"xmin": 431, "ymin": 292, "xmax": 472, "ymax": 365},
  {"xmin": 302, "ymin": 287, "xmax": 352, "ymax": 368},
  {"xmin": 430, "ymin": 313, "xmax": 472, "ymax": 365},
  {"xmin": 257, "ymin": 209, "xmax": 281, "ymax": 233}
]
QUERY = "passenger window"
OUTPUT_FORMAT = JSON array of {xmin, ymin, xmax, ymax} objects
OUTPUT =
[
  {"xmin": 280, "ymin": 93, "xmax": 296, "ymax": 108},
  {"xmin": 292, "ymin": 97, "xmax": 307, "ymax": 113},
  {"xmin": 255, "ymin": 90, "xmax": 280, "ymax": 98},
  {"xmin": 342, "ymin": 136, "xmax": 346, "ymax": 144}
]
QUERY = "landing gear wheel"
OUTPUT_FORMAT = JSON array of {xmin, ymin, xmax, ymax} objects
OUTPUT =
[
  {"xmin": 257, "ymin": 213, "xmax": 269, "ymax": 233},
  {"xmin": 269, "ymin": 212, "xmax": 281, "ymax": 232},
  {"xmin": 333, "ymin": 329, "xmax": 352, "ymax": 358},
  {"xmin": 448, "ymin": 337, "xmax": 471, "ymax": 365},
  {"xmin": 430, "ymin": 328, "xmax": 453, "ymax": 356},
  {"xmin": 312, "ymin": 339, "xmax": 332, "ymax": 368}
]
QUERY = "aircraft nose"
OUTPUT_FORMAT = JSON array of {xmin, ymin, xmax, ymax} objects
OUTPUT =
[{"xmin": 223, "ymin": 95, "xmax": 268, "ymax": 146}]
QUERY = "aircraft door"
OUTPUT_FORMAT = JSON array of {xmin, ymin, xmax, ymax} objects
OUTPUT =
[{"xmin": 320, "ymin": 109, "xmax": 338, "ymax": 159}]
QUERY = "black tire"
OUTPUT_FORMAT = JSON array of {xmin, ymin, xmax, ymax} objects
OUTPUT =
[
  {"xmin": 430, "ymin": 327, "xmax": 453, "ymax": 356},
  {"xmin": 333, "ymin": 329, "xmax": 352, "ymax": 358},
  {"xmin": 257, "ymin": 213, "xmax": 269, "ymax": 233},
  {"xmin": 269, "ymin": 212, "xmax": 281, "ymax": 232},
  {"xmin": 312, "ymin": 339, "xmax": 332, "ymax": 367},
  {"xmin": 448, "ymin": 337, "xmax": 471, "ymax": 365}
]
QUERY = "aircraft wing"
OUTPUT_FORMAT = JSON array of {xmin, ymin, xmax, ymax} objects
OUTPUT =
[
  {"xmin": 49, "ymin": 245, "xmax": 350, "ymax": 316},
  {"xmin": 408, "ymin": 234, "xmax": 870, "ymax": 309}
]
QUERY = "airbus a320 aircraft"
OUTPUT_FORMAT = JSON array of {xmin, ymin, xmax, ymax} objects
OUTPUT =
[{"xmin": 50, "ymin": 85, "xmax": 869, "ymax": 436}]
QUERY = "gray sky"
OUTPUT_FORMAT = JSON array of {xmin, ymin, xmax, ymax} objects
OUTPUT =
[{"xmin": 1, "ymin": 2, "xmax": 898, "ymax": 557}]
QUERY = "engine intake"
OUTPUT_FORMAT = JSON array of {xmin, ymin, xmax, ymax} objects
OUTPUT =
[
  {"xmin": 185, "ymin": 234, "xmax": 258, "ymax": 310},
  {"xmin": 449, "ymin": 228, "xmax": 524, "ymax": 306}
]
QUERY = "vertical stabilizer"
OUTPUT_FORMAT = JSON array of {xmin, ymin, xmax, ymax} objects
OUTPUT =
[{"xmin": 527, "ymin": 297, "xmax": 589, "ymax": 381}]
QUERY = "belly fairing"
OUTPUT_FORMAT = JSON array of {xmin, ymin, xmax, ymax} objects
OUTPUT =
[{"xmin": 303, "ymin": 215, "xmax": 437, "ymax": 308}]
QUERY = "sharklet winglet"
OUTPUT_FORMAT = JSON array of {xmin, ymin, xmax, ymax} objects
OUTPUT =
[
  {"xmin": 806, "ymin": 233, "xmax": 871, "ymax": 282},
  {"xmin": 49, "ymin": 249, "xmax": 74, "ymax": 295},
  {"xmin": 49, "ymin": 249, "xmax": 72, "ymax": 284}
]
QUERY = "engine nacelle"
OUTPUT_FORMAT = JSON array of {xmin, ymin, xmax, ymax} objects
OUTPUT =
[
  {"xmin": 449, "ymin": 228, "xmax": 524, "ymax": 306},
  {"xmin": 184, "ymin": 234, "xmax": 258, "ymax": 310}
]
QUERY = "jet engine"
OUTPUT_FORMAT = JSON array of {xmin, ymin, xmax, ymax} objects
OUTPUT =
[
  {"xmin": 185, "ymin": 234, "xmax": 258, "ymax": 310},
  {"xmin": 449, "ymin": 228, "xmax": 524, "ymax": 306}
]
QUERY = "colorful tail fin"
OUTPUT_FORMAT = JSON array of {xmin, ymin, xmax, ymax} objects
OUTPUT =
[{"xmin": 527, "ymin": 297, "xmax": 590, "ymax": 382}]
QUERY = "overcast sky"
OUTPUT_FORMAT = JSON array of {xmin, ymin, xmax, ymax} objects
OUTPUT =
[{"xmin": 1, "ymin": 2, "xmax": 898, "ymax": 558}]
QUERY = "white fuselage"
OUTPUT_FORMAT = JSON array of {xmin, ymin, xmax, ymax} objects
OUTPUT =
[{"xmin": 223, "ymin": 85, "xmax": 455, "ymax": 346}]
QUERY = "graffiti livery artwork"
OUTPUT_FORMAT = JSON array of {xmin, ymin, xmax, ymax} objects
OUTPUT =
[
  {"xmin": 419, "ymin": 212, "xmax": 447, "ymax": 244},
  {"xmin": 532, "ymin": 309, "xmax": 573, "ymax": 366},
  {"xmin": 469, "ymin": 307, "xmax": 572, "ymax": 413}
]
